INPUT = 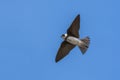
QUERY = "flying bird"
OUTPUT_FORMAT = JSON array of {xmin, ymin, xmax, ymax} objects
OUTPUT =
[{"xmin": 55, "ymin": 14, "xmax": 90, "ymax": 62}]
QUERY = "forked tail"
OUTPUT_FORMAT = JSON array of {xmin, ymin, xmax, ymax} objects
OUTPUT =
[{"xmin": 79, "ymin": 36, "xmax": 90, "ymax": 54}]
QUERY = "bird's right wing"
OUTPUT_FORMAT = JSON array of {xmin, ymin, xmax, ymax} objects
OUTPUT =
[{"xmin": 55, "ymin": 41, "xmax": 75, "ymax": 62}]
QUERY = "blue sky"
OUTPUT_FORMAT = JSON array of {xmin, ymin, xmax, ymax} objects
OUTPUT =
[{"xmin": 0, "ymin": 0, "xmax": 120, "ymax": 80}]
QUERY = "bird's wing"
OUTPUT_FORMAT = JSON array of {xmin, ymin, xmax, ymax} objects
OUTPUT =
[
  {"xmin": 55, "ymin": 41, "xmax": 75, "ymax": 62},
  {"xmin": 67, "ymin": 14, "xmax": 80, "ymax": 38}
]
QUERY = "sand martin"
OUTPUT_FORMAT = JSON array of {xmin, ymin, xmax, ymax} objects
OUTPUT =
[{"xmin": 55, "ymin": 14, "xmax": 90, "ymax": 62}]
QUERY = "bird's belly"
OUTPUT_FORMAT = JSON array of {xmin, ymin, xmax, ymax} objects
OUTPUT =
[{"xmin": 66, "ymin": 36, "xmax": 82, "ymax": 45}]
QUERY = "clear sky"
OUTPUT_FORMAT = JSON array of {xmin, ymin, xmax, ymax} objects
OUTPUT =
[{"xmin": 0, "ymin": 0, "xmax": 120, "ymax": 80}]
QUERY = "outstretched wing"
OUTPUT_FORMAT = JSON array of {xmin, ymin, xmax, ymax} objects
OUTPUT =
[
  {"xmin": 55, "ymin": 41, "xmax": 75, "ymax": 62},
  {"xmin": 67, "ymin": 14, "xmax": 80, "ymax": 38}
]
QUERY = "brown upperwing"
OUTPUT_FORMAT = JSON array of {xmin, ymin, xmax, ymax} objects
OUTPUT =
[
  {"xmin": 55, "ymin": 41, "xmax": 75, "ymax": 62},
  {"xmin": 67, "ymin": 14, "xmax": 80, "ymax": 38}
]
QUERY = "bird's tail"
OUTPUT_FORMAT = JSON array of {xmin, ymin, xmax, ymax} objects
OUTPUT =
[{"xmin": 79, "ymin": 36, "xmax": 90, "ymax": 54}]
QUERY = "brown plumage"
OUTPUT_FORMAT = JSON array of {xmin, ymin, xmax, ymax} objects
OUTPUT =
[
  {"xmin": 55, "ymin": 15, "xmax": 80, "ymax": 62},
  {"xmin": 55, "ymin": 14, "xmax": 90, "ymax": 62}
]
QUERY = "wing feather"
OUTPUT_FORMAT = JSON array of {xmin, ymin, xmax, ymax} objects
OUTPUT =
[
  {"xmin": 67, "ymin": 14, "xmax": 80, "ymax": 38},
  {"xmin": 55, "ymin": 41, "xmax": 75, "ymax": 62}
]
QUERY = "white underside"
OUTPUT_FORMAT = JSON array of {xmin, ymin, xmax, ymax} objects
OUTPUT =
[{"xmin": 66, "ymin": 36, "xmax": 83, "ymax": 46}]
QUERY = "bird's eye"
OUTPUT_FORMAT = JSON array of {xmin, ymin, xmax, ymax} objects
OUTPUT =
[
  {"xmin": 61, "ymin": 34, "xmax": 65, "ymax": 38},
  {"xmin": 62, "ymin": 34, "xmax": 65, "ymax": 37}
]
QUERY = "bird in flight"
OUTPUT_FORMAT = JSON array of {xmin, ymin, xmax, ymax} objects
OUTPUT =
[{"xmin": 55, "ymin": 14, "xmax": 90, "ymax": 62}]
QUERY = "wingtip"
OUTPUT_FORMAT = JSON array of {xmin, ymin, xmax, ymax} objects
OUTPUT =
[
  {"xmin": 55, "ymin": 58, "xmax": 59, "ymax": 63},
  {"xmin": 55, "ymin": 59, "xmax": 59, "ymax": 63},
  {"xmin": 55, "ymin": 58, "xmax": 62, "ymax": 63},
  {"xmin": 77, "ymin": 14, "xmax": 80, "ymax": 17}
]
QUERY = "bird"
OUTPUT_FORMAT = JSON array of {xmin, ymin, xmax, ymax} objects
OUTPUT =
[{"xmin": 55, "ymin": 14, "xmax": 90, "ymax": 63}]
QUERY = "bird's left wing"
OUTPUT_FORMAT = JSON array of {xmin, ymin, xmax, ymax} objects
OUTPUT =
[
  {"xmin": 67, "ymin": 14, "xmax": 80, "ymax": 38},
  {"xmin": 55, "ymin": 41, "xmax": 75, "ymax": 62}
]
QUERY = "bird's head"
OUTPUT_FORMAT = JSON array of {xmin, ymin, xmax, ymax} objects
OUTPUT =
[{"xmin": 61, "ymin": 33, "xmax": 67, "ymax": 39}]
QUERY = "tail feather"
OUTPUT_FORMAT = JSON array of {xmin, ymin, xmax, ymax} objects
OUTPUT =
[{"xmin": 79, "ymin": 36, "xmax": 90, "ymax": 54}]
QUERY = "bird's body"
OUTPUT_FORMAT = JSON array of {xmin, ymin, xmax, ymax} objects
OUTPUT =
[
  {"xmin": 55, "ymin": 14, "xmax": 90, "ymax": 62},
  {"xmin": 66, "ymin": 36, "xmax": 83, "ymax": 46}
]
